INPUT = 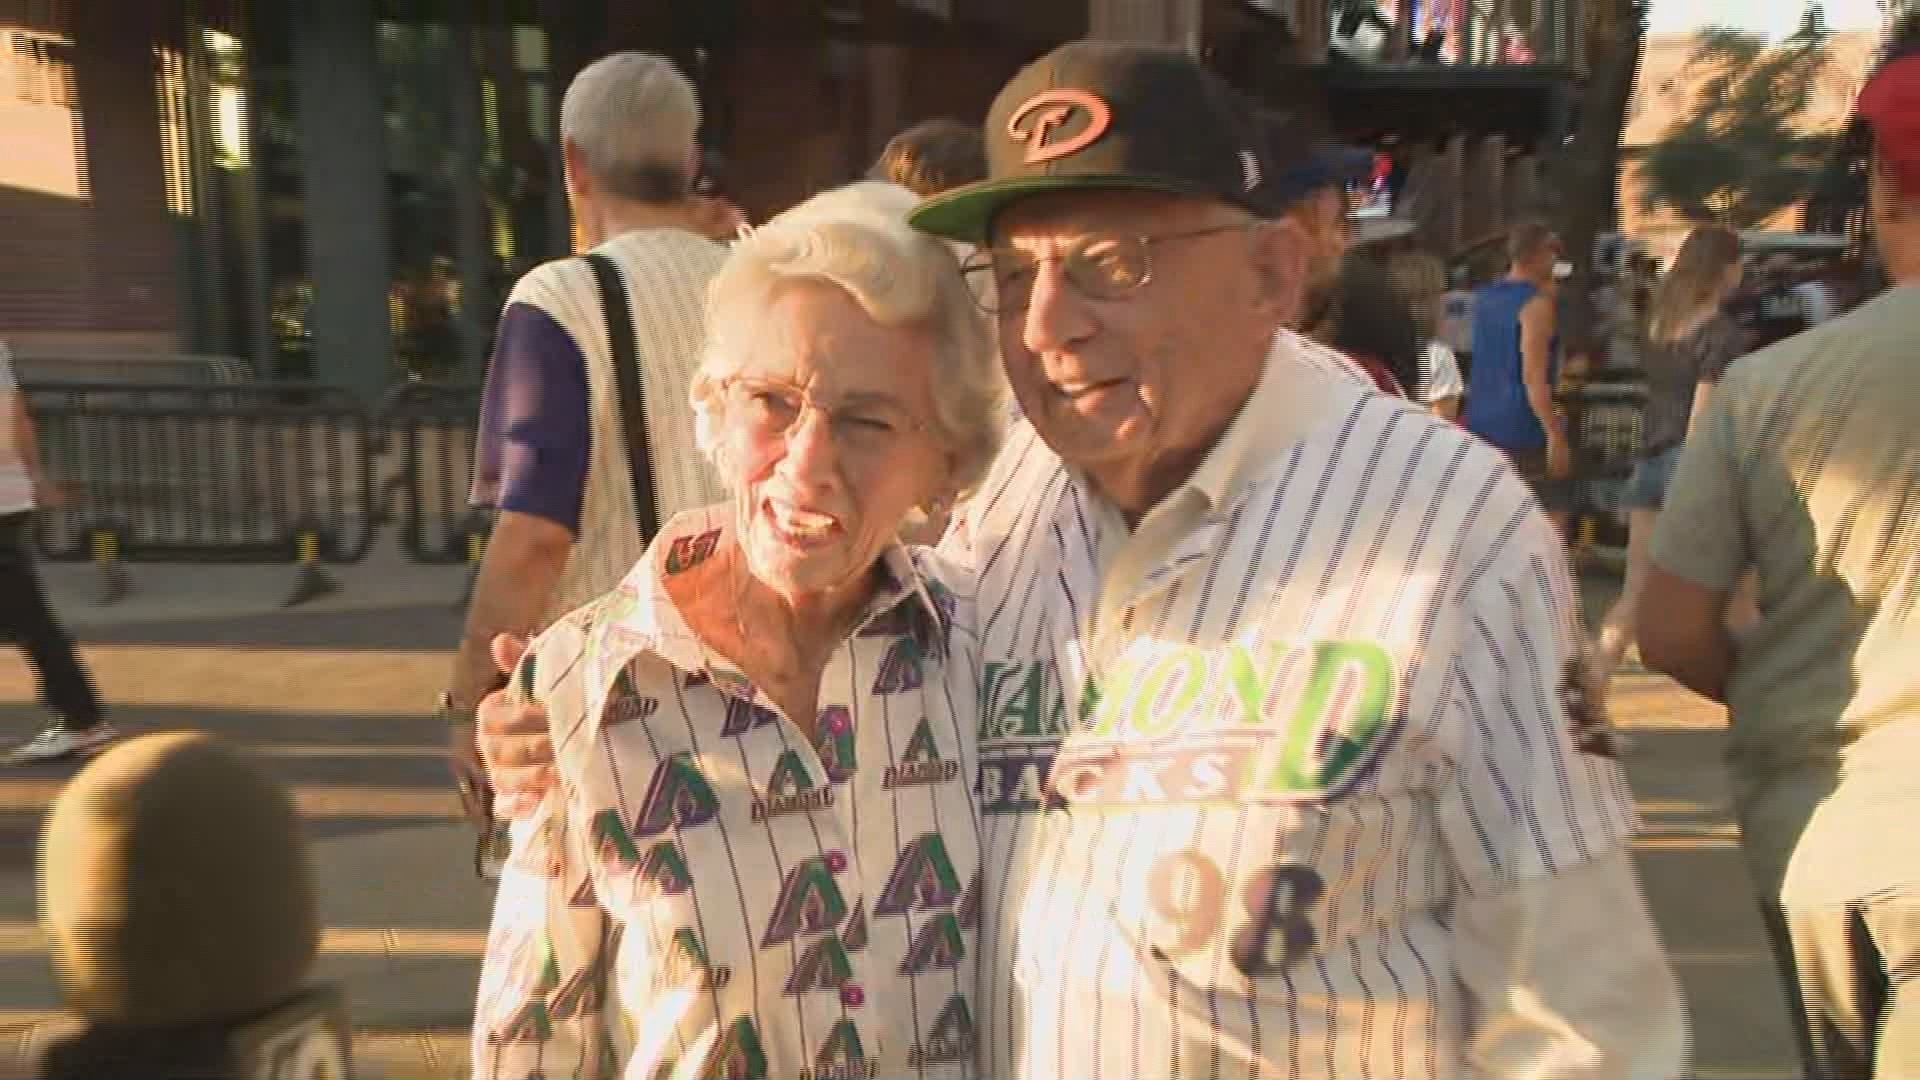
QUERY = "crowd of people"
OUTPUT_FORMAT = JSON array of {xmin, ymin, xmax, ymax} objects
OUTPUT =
[{"xmin": 8, "ymin": 18, "xmax": 1919, "ymax": 1080}]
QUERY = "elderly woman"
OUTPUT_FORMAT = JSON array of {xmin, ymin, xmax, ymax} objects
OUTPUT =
[{"xmin": 472, "ymin": 182, "xmax": 1003, "ymax": 1080}]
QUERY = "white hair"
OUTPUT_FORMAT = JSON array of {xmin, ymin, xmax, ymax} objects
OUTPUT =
[
  {"xmin": 560, "ymin": 52, "xmax": 700, "ymax": 203},
  {"xmin": 692, "ymin": 181, "xmax": 1005, "ymax": 502}
]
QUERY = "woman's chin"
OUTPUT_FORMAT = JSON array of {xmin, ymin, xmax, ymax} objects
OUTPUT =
[{"xmin": 743, "ymin": 533, "xmax": 857, "ymax": 596}]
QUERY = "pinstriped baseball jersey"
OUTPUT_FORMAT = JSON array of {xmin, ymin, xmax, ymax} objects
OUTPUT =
[
  {"xmin": 942, "ymin": 333, "xmax": 1637, "ymax": 1079},
  {"xmin": 505, "ymin": 229, "xmax": 732, "ymax": 624},
  {"xmin": 475, "ymin": 509, "xmax": 984, "ymax": 1080}
]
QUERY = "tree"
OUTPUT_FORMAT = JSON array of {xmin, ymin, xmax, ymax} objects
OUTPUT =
[
  {"xmin": 1636, "ymin": 11, "xmax": 1837, "ymax": 229},
  {"xmin": 1550, "ymin": 0, "xmax": 1651, "ymax": 281}
]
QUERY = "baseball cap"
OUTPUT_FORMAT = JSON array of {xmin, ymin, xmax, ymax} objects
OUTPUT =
[
  {"xmin": 1272, "ymin": 143, "xmax": 1376, "ymax": 207},
  {"xmin": 910, "ymin": 42, "xmax": 1299, "ymax": 243},
  {"xmin": 1858, "ymin": 54, "xmax": 1920, "ymax": 190}
]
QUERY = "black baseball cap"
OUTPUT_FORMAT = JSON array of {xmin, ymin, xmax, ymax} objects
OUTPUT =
[{"xmin": 910, "ymin": 42, "xmax": 1303, "ymax": 243}]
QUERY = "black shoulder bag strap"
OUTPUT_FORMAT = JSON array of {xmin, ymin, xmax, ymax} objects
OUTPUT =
[{"xmin": 583, "ymin": 253, "xmax": 661, "ymax": 540}]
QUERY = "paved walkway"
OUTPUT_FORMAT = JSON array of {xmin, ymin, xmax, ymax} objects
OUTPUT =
[{"xmin": 0, "ymin": 569, "xmax": 1803, "ymax": 1079}]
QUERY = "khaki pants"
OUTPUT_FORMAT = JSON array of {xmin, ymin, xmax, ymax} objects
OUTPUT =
[{"xmin": 1763, "ymin": 893, "xmax": 1920, "ymax": 1079}]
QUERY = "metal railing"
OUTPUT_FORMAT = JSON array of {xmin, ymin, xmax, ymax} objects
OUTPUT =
[
  {"xmin": 24, "ymin": 380, "xmax": 491, "ymax": 607},
  {"xmin": 1559, "ymin": 369, "xmax": 1648, "ymax": 553}
]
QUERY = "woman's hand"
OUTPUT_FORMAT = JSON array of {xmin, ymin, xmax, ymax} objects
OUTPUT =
[{"xmin": 477, "ymin": 633, "xmax": 558, "ymax": 819}]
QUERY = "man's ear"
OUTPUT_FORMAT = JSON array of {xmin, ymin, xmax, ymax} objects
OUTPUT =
[
  {"xmin": 560, "ymin": 137, "xmax": 589, "ymax": 200},
  {"xmin": 1252, "ymin": 217, "xmax": 1310, "ymax": 327}
]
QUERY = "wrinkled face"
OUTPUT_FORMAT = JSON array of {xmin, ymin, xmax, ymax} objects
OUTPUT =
[
  {"xmin": 715, "ymin": 280, "xmax": 952, "ymax": 601},
  {"xmin": 982, "ymin": 190, "xmax": 1294, "ymax": 487}
]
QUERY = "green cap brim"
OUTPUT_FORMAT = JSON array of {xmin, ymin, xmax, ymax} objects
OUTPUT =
[{"xmin": 908, "ymin": 173, "xmax": 1222, "ymax": 244}]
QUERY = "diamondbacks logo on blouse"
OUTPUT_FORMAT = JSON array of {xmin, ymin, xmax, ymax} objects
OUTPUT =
[
  {"xmin": 813, "ymin": 706, "xmax": 857, "ymax": 783},
  {"xmin": 762, "ymin": 854, "xmax": 853, "ymax": 948},
  {"xmin": 909, "ymin": 994, "xmax": 977, "ymax": 1069},
  {"xmin": 629, "ymin": 752, "xmax": 720, "ymax": 834},
  {"xmin": 663, "ymin": 528, "xmax": 721, "ymax": 574},
  {"xmin": 601, "ymin": 665, "xmax": 659, "ymax": 727},
  {"xmin": 875, "ymin": 833, "xmax": 968, "ymax": 974},
  {"xmin": 698, "ymin": 1015, "xmax": 769, "ymax": 1080},
  {"xmin": 882, "ymin": 718, "xmax": 960, "ymax": 788},
  {"xmin": 588, "ymin": 816, "xmax": 693, "ymax": 896},
  {"xmin": 870, "ymin": 636, "xmax": 924, "ymax": 695},
  {"xmin": 800, "ymin": 1020, "xmax": 878, "ymax": 1080},
  {"xmin": 753, "ymin": 748, "xmax": 835, "ymax": 820},
  {"xmin": 720, "ymin": 696, "xmax": 780, "ymax": 738},
  {"xmin": 664, "ymin": 926, "xmax": 731, "ymax": 990}
]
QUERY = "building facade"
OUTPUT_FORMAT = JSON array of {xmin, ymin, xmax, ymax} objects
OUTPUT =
[
  {"xmin": 0, "ymin": 0, "xmax": 1578, "ymax": 395},
  {"xmin": 1619, "ymin": 29, "xmax": 1881, "ymax": 265}
]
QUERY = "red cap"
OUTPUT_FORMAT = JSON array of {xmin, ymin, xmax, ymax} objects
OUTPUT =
[{"xmin": 1859, "ymin": 54, "xmax": 1920, "ymax": 191}]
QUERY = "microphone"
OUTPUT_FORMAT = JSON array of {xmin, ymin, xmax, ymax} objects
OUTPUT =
[{"xmin": 34, "ymin": 731, "xmax": 351, "ymax": 1080}]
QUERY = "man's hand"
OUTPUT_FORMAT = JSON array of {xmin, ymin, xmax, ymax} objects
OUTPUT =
[
  {"xmin": 446, "ymin": 719, "xmax": 490, "ymax": 828},
  {"xmin": 478, "ymin": 632, "xmax": 557, "ymax": 819}
]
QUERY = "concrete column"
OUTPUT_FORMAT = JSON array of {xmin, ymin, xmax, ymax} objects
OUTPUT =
[{"xmin": 290, "ymin": 0, "xmax": 393, "ymax": 397}]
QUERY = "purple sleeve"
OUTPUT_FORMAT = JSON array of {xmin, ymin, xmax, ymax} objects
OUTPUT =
[{"xmin": 470, "ymin": 302, "xmax": 590, "ymax": 534}]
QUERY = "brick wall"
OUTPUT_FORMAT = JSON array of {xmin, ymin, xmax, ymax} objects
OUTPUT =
[{"xmin": 0, "ymin": 0, "xmax": 180, "ymax": 348}]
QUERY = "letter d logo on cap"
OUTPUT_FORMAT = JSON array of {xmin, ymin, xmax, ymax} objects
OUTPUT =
[{"xmin": 1007, "ymin": 90, "xmax": 1112, "ymax": 165}]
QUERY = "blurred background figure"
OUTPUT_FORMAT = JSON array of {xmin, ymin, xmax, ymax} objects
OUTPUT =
[
  {"xmin": 688, "ymin": 149, "xmax": 750, "ymax": 243},
  {"xmin": 1595, "ymin": 224, "xmax": 1750, "ymax": 680},
  {"xmin": 868, "ymin": 117, "xmax": 987, "ymax": 198},
  {"xmin": 1438, "ymin": 263, "xmax": 1477, "ymax": 380},
  {"xmin": 1465, "ymin": 221, "xmax": 1576, "ymax": 535},
  {"xmin": 1388, "ymin": 251, "xmax": 1466, "ymax": 419},
  {"xmin": 0, "ymin": 339, "xmax": 113, "ymax": 766},
  {"xmin": 1311, "ymin": 254, "xmax": 1422, "ymax": 398},
  {"xmin": 35, "ymin": 731, "xmax": 345, "ymax": 1080}
]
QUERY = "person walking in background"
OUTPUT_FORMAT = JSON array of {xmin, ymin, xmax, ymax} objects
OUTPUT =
[
  {"xmin": 869, "ymin": 117, "xmax": 988, "ymax": 197},
  {"xmin": 1388, "ymin": 251, "xmax": 1467, "ymax": 419},
  {"xmin": 443, "ymin": 52, "xmax": 728, "ymax": 861},
  {"xmin": 0, "ymin": 341, "xmax": 112, "ymax": 765},
  {"xmin": 1439, "ymin": 264, "xmax": 1477, "ymax": 378},
  {"xmin": 1595, "ymin": 224, "xmax": 1749, "ymax": 681},
  {"xmin": 1639, "ymin": 41, "xmax": 1920, "ymax": 1078},
  {"xmin": 1465, "ymin": 221, "xmax": 1576, "ymax": 534}
]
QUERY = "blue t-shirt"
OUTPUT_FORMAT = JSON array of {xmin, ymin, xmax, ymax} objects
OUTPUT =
[{"xmin": 1463, "ymin": 279, "xmax": 1558, "ymax": 451}]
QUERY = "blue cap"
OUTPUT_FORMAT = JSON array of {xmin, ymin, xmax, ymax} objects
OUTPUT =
[{"xmin": 1270, "ymin": 143, "xmax": 1375, "ymax": 205}]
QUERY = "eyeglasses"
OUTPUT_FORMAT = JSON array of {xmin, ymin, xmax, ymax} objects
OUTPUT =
[
  {"xmin": 720, "ymin": 376, "xmax": 927, "ymax": 459},
  {"xmin": 959, "ymin": 222, "xmax": 1253, "ymax": 315}
]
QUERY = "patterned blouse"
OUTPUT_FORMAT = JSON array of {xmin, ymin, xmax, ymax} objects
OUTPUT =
[{"xmin": 473, "ymin": 508, "xmax": 984, "ymax": 1080}]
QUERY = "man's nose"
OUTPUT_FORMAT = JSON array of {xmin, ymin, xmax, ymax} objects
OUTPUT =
[{"xmin": 1021, "ymin": 260, "xmax": 1097, "ymax": 357}]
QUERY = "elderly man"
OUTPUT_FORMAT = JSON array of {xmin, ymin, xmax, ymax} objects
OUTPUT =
[
  {"xmin": 442, "ymin": 53, "xmax": 730, "ymax": 837},
  {"xmin": 477, "ymin": 43, "xmax": 1686, "ymax": 1078},
  {"xmin": 1640, "ymin": 43, "xmax": 1920, "ymax": 1079}
]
